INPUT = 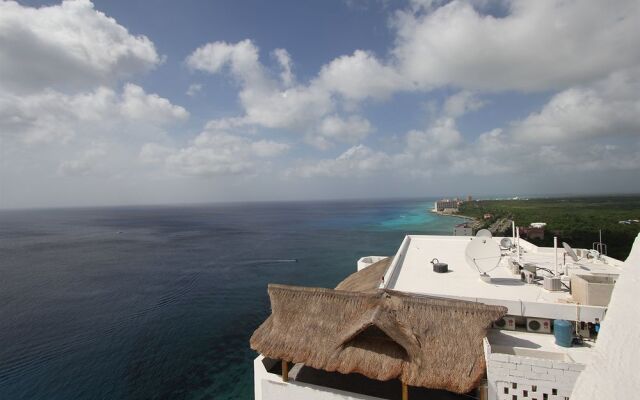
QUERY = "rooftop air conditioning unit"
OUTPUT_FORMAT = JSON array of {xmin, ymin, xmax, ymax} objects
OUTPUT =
[
  {"xmin": 526, "ymin": 317, "xmax": 551, "ymax": 333},
  {"xmin": 493, "ymin": 316, "xmax": 516, "ymax": 330}
]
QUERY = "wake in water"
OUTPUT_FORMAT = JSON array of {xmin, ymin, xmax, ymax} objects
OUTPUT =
[{"xmin": 236, "ymin": 259, "xmax": 298, "ymax": 265}]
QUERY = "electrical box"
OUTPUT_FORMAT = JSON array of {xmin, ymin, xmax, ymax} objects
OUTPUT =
[{"xmin": 543, "ymin": 276, "xmax": 562, "ymax": 291}]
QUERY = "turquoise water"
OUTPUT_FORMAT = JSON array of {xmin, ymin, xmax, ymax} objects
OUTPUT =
[
  {"xmin": 378, "ymin": 205, "xmax": 464, "ymax": 232},
  {"xmin": 0, "ymin": 198, "xmax": 462, "ymax": 399}
]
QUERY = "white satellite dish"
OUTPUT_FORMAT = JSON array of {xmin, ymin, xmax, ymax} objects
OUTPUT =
[
  {"xmin": 465, "ymin": 237, "xmax": 502, "ymax": 280},
  {"xmin": 476, "ymin": 229, "xmax": 493, "ymax": 238},
  {"xmin": 562, "ymin": 242, "xmax": 579, "ymax": 262},
  {"xmin": 500, "ymin": 237, "xmax": 513, "ymax": 249}
]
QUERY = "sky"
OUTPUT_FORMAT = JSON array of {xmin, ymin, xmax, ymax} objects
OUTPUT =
[{"xmin": 1, "ymin": 0, "xmax": 640, "ymax": 208}]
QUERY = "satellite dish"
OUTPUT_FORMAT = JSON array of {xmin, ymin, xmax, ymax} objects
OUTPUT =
[
  {"xmin": 465, "ymin": 237, "xmax": 502, "ymax": 278},
  {"xmin": 500, "ymin": 237, "xmax": 513, "ymax": 249},
  {"xmin": 476, "ymin": 229, "xmax": 493, "ymax": 238},
  {"xmin": 562, "ymin": 242, "xmax": 579, "ymax": 262}
]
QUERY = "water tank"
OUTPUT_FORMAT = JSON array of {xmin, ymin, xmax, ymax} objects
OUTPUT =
[{"xmin": 554, "ymin": 319, "xmax": 573, "ymax": 347}]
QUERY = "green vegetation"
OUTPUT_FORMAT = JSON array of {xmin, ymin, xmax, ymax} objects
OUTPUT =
[{"xmin": 458, "ymin": 196, "xmax": 640, "ymax": 260}]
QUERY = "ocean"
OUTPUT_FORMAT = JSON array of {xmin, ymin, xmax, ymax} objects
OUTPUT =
[{"xmin": 0, "ymin": 199, "xmax": 464, "ymax": 400}]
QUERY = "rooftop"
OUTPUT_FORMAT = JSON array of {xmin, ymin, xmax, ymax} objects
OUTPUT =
[{"xmin": 381, "ymin": 235, "xmax": 624, "ymax": 322}]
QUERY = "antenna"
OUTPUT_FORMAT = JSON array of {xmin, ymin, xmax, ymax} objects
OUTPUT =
[
  {"xmin": 563, "ymin": 242, "xmax": 579, "ymax": 262},
  {"xmin": 554, "ymin": 236, "xmax": 558, "ymax": 276},
  {"xmin": 516, "ymin": 227, "xmax": 521, "ymax": 262},
  {"xmin": 476, "ymin": 229, "xmax": 492, "ymax": 238},
  {"xmin": 465, "ymin": 237, "xmax": 502, "ymax": 282}
]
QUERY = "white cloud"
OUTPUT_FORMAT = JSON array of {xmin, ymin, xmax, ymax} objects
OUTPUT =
[
  {"xmin": 273, "ymin": 48, "xmax": 294, "ymax": 87},
  {"xmin": 317, "ymin": 50, "xmax": 410, "ymax": 100},
  {"xmin": 186, "ymin": 39, "xmax": 268, "ymax": 88},
  {"xmin": 392, "ymin": 0, "xmax": 640, "ymax": 91},
  {"xmin": 318, "ymin": 115, "xmax": 372, "ymax": 142},
  {"xmin": 187, "ymin": 40, "xmax": 331, "ymax": 129},
  {"xmin": 305, "ymin": 115, "xmax": 372, "ymax": 150},
  {"xmin": 141, "ymin": 130, "xmax": 290, "ymax": 177},
  {"xmin": 443, "ymin": 90, "xmax": 484, "ymax": 118},
  {"xmin": 57, "ymin": 142, "xmax": 107, "ymax": 176},
  {"xmin": 291, "ymin": 145, "xmax": 391, "ymax": 178},
  {"xmin": 0, "ymin": 0, "xmax": 161, "ymax": 94},
  {"xmin": 121, "ymin": 84, "xmax": 189, "ymax": 122},
  {"xmin": 0, "ymin": 84, "xmax": 188, "ymax": 145},
  {"xmin": 186, "ymin": 83, "xmax": 203, "ymax": 97},
  {"xmin": 251, "ymin": 140, "xmax": 291, "ymax": 157},
  {"xmin": 289, "ymin": 85, "xmax": 640, "ymax": 181},
  {"xmin": 511, "ymin": 71, "xmax": 640, "ymax": 143}
]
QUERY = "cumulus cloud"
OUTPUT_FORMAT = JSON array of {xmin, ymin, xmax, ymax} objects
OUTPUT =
[
  {"xmin": 0, "ymin": 84, "xmax": 188, "ymax": 145},
  {"xmin": 308, "ymin": 114, "xmax": 373, "ymax": 149},
  {"xmin": 511, "ymin": 71, "xmax": 640, "ymax": 143},
  {"xmin": 392, "ymin": 0, "xmax": 640, "ymax": 91},
  {"xmin": 273, "ymin": 48, "xmax": 295, "ymax": 87},
  {"xmin": 187, "ymin": 39, "xmax": 335, "ymax": 132},
  {"xmin": 291, "ymin": 145, "xmax": 391, "ymax": 178},
  {"xmin": 289, "ymin": 86, "xmax": 640, "ymax": 181},
  {"xmin": 318, "ymin": 50, "xmax": 410, "ymax": 100},
  {"xmin": 0, "ymin": 0, "xmax": 161, "ymax": 94},
  {"xmin": 141, "ymin": 130, "xmax": 290, "ymax": 177},
  {"xmin": 443, "ymin": 90, "xmax": 484, "ymax": 118},
  {"xmin": 186, "ymin": 40, "xmax": 383, "ymax": 148},
  {"xmin": 186, "ymin": 39, "xmax": 268, "ymax": 88}
]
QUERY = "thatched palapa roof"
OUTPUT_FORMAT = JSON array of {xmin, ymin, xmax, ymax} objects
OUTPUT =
[
  {"xmin": 335, "ymin": 257, "xmax": 391, "ymax": 292},
  {"xmin": 250, "ymin": 283, "xmax": 506, "ymax": 393}
]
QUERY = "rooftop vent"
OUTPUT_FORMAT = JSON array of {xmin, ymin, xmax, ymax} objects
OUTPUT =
[{"xmin": 430, "ymin": 258, "xmax": 448, "ymax": 273}]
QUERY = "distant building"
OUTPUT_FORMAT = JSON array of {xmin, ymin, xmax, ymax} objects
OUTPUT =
[
  {"xmin": 453, "ymin": 223, "xmax": 473, "ymax": 236},
  {"xmin": 467, "ymin": 195, "xmax": 473, "ymax": 202},
  {"xmin": 483, "ymin": 213, "xmax": 493, "ymax": 220},
  {"xmin": 520, "ymin": 227, "xmax": 545, "ymax": 240},
  {"xmin": 530, "ymin": 222, "xmax": 547, "ymax": 229},
  {"xmin": 434, "ymin": 199, "xmax": 460, "ymax": 212}
]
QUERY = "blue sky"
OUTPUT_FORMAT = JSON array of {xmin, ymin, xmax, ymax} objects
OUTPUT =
[{"xmin": 1, "ymin": 0, "xmax": 640, "ymax": 208}]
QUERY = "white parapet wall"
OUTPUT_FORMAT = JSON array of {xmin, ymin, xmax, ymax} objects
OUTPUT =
[
  {"xmin": 356, "ymin": 256, "xmax": 387, "ymax": 271},
  {"xmin": 483, "ymin": 339, "xmax": 584, "ymax": 400},
  {"xmin": 254, "ymin": 356, "xmax": 386, "ymax": 400},
  {"xmin": 570, "ymin": 233, "xmax": 640, "ymax": 400}
]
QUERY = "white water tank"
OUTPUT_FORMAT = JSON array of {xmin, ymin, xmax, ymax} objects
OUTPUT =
[{"xmin": 357, "ymin": 256, "xmax": 387, "ymax": 271}]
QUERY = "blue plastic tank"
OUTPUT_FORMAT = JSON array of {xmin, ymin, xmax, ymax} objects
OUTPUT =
[{"xmin": 554, "ymin": 319, "xmax": 573, "ymax": 347}]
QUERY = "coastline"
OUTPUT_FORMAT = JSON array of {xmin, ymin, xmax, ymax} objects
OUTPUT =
[{"xmin": 429, "ymin": 209, "xmax": 476, "ymax": 222}]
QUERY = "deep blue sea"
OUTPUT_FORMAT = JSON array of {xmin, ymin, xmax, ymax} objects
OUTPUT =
[{"xmin": 0, "ymin": 199, "xmax": 464, "ymax": 400}]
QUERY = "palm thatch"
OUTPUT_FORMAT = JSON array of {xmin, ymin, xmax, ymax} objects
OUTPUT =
[
  {"xmin": 335, "ymin": 257, "xmax": 390, "ymax": 292},
  {"xmin": 250, "ymin": 284, "xmax": 506, "ymax": 393}
]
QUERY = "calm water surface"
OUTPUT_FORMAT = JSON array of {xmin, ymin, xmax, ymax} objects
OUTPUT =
[{"xmin": 0, "ymin": 199, "xmax": 463, "ymax": 399}]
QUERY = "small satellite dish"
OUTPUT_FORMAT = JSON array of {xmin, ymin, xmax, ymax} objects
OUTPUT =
[
  {"xmin": 500, "ymin": 237, "xmax": 513, "ymax": 249},
  {"xmin": 562, "ymin": 242, "xmax": 579, "ymax": 262},
  {"xmin": 465, "ymin": 237, "xmax": 502, "ymax": 278},
  {"xmin": 476, "ymin": 229, "xmax": 493, "ymax": 238}
]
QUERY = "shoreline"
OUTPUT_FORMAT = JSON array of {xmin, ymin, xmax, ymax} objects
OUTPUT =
[{"xmin": 429, "ymin": 209, "xmax": 476, "ymax": 222}]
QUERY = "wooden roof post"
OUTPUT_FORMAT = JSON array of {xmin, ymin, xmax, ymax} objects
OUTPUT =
[
  {"xmin": 282, "ymin": 360, "xmax": 289, "ymax": 382},
  {"xmin": 402, "ymin": 382, "xmax": 408, "ymax": 400}
]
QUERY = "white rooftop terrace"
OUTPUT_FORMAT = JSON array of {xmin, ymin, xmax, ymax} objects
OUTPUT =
[{"xmin": 380, "ymin": 235, "xmax": 624, "ymax": 322}]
